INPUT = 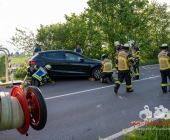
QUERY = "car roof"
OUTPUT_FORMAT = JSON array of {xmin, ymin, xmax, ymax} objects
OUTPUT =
[
  {"xmin": 39, "ymin": 50, "xmax": 74, "ymax": 53},
  {"xmin": 38, "ymin": 50, "xmax": 91, "ymax": 60}
]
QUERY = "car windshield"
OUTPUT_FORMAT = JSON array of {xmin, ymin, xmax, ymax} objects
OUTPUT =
[{"xmin": 65, "ymin": 53, "xmax": 83, "ymax": 61}]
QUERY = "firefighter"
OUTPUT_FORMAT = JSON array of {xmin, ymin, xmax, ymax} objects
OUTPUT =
[
  {"xmin": 114, "ymin": 43, "xmax": 135, "ymax": 94},
  {"xmin": 129, "ymin": 40, "xmax": 140, "ymax": 80},
  {"xmin": 33, "ymin": 42, "xmax": 42, "ymax": 56},
  {"xmin": 114, "ymin": 41, "xmax": 121, "ymax": 73},
  {"xmin": 158, "ymin": 43, "xmax": 170, "ymax": 93},
  {"xmin": 31, "ymin": 64, "xmax": 55, "ymax": 86},
  {"xmin": 100, "ymin": 54, "xmax": 115, "ymax": 84}
]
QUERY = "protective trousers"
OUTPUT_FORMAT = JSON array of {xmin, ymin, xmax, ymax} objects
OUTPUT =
[
  {"xmin": 115, "ymin": 71, "xmax": 132, "ymax": 92},
  {"xmin": 161, "ymin": 71, "xmax": 170, "ymax": 92},
  {"xmin": 31, "ymin": 77, "xmax": 44, "ymax": 86},
  {"xmin": 100, "ymin": 72, "xmax": 113, "ymax": 83},
  {"xmin": 133, "ymin": 60, "xmax": 139, "ymax": 79}
]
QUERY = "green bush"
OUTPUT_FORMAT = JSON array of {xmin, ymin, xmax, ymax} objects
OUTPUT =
[
  {"xmin": 20, "ymin": 61, "xmax": 26, "ymax": 68},
  {"xmin": 0, "ymin": 77, "xmax": 6, "ymax": 83},
  {"xmin": 24, "ymin": 59, "xmax": 29, "ymax": 64},
  {"xmin": 14, "ymin": 67, "xmax": 27, "ymax": 79},
  {"xmin": 0, "ymin": 55, "xmax": 5, "ymax": 78}
]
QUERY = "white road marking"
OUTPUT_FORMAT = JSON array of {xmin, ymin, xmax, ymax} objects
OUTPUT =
[{"xmin": 45, "ymin": 75, "xmax": 160, "ymax": 100}]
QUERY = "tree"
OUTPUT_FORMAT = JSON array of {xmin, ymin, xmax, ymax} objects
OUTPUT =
[
  {"xmin": 11, "ymin": 52, "xmax": 13, "ymax": 57},
  {"xmin": 20, "ymin": 52, "xmax": 25, "ymax": 57},
  {"xmin": 86, "ymin": 0, "xmax": 150, "ymax": 60},
  {"xmin": 7, "ymin": 27, "xmax": 37, "ymax": 55},
  {"xmin": 147, "ymin": 1, "xmax": 170, "ymax": 59},
  {"xmin": 15, "ymin": 52, "xmax": 20, "ymax": 57},
  {"xmin": 36, "ymin": 23, "xmax": 67, "ymax": 50}
]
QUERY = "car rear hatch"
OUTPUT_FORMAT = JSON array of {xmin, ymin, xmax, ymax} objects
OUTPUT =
[{"xmin": 27, "ymin": 53, "xmax": 46, "ymax": 76}]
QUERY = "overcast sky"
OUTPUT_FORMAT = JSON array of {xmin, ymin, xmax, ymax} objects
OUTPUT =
[{"xmin": 0, "ymin": 0, "xmax": 169, "ymax": 53}]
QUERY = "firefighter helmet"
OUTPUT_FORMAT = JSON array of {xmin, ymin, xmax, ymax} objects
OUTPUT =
[
  {"xmin": 45, "ymin": 65, "xmax": 51, "ymax": 70},
  {"xmin": 129, "ymin": 40, "xmax": 135, "ymax": 45},
  {"xmin": 114, "ymin": 41, "xmax": 121, "ymax": 46},
  {"xmin": 124, "ymin": 43, "xmax": 131, "ymax": 48},
  {"xmin": 160, "ymin": 43, "xmax": 169, "ymax": 49},
  {"xmin": 101, "ymin": 54, "xmax": 108, "ymax": 59},
  {"xmin": 37, "ymin": 42, "xmax": 43, "ymax": 46}
]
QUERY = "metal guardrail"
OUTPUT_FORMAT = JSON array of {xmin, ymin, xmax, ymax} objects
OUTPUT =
[{"xmin": 0, "ymin": 47, "xmax": 13, "ymax": 86}]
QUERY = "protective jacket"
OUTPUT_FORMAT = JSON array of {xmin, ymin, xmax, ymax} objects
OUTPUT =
[
  {"xmin": 101, "ymin": 59, "xmax": 113, "ymax": 72},
  {"xmin": 117, "ymin": 51, "xmax": 135, "ymax": 71},
  {"xmin": 33, "ymin": 47, "xmax": 41, "ymax": 55},
  {"xmin": 115, "ymin": 48, "xmax": 121, "ymax": 59},
  {"xmin": 32, "ymin": 66, "xmax": 48, "ymax": 82},
  {"xmin": 158, "ymin": 50, "xmax": 170, "ymax": 71},
  {"xmin": 132, "ymin": 46, "xmax": 140, "ymax": 60}
]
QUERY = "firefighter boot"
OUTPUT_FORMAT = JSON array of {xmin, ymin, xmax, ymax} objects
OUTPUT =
[
  {"xmin": 114, "ymin": 86, "xmax": 118, "ymax": 94},
  {"xmin": 127, "ymin": 88, "xmax": 134, "ymax": 92},
  {"xmin": 133, "ymin": 76, "xmax": 139, "ymax": 80},
  {"xmin": 106, "ymin": 77, "xmax": 111, "ymax": 84},
  {"xmin": 162, "ymin": 86, "xmax": 167, "ymax": 93}
]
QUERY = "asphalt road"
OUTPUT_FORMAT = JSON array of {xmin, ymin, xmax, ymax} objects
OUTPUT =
[{"xmin": 1, "ymin": 64, "xmax": 170, "ymax": 140}]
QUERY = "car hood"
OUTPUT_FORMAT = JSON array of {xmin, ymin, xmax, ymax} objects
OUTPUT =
[{"xmin": 91, "ymin": 59, "xmax": 102, "ymax": 63}]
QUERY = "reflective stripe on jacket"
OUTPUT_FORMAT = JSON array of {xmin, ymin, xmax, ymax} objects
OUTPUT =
[
  {"xmin": 118, "ymin": 51, "xmax": 134, "ymax": 71},
  {"xmin": 101, "ymin": 59, "xmax": 113, "ymax": 72},
  {"xmin": 132, "ymin": 46, "xmax": 140, "ymax": 59},
  {"xmin": 32, "ymin": 66, "xmax": 48, "ymax": 81}
]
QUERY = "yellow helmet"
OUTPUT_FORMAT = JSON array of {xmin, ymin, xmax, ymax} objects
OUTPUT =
[{"xmin": 45, "ymin": 65, "xmax": 51, "ymax": 70}]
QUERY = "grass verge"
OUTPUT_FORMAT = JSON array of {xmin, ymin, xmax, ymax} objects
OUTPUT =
[
  {"xmin": 11, "ymin": 57, "xmax": 31, "ymax": 64},
  {"xmin": 121, "ymin": 119, "xmax": 170, "ymax": 140},
  {"xmin": 139, "ymin": 59, "xmax": 158, "ymax": 66}
]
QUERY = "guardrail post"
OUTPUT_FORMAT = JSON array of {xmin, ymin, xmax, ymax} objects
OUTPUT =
[{"xmin": 0, "ymin": 48, "xmax": 13, "ymax": 86}]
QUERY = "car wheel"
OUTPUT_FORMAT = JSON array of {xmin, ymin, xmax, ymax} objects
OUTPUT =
[{"xmin": 92, "ymin": 68, "xmax": 102, "ymax": 80}]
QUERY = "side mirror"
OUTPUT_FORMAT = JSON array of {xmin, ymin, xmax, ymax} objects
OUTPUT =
[{"xmin": 80, "ymin": 58, "xmax": 84, "ymax": 62}]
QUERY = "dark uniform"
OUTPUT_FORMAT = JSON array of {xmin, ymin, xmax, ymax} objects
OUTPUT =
[
  {"xmin": 114, "ymin": 44, "xmax": 135, "ymax": 93},
  {"xmin": 132, "ymin": 45, "xmax": 140, "ymax": 79},
  {"xmin": 33, "ymin": 47, "xmax": 41, "ymax": 56},
  {"xmin": 158, "ymin": 44, "xmax": 170, "ymax": 93},
  {"xmin": 100, "ymin": 58, "xmax": 114, "ymax": 83},
  {"xmin": 75, "ymin": 48, "xmax": 82, "ymax": 53}
]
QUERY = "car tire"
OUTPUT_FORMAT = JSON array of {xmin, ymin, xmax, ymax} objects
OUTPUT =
[{"xmin": 91, "ymin": 68, "xmax": 102, "ymax": 80}]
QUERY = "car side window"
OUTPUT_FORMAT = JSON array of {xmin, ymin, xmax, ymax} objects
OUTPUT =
[
  {"xmin": 48, "ymin": 52, "xmax": 63, "ymax": 59},
  {"xmin": 65, "ymin": 53, "xmax": 83, "ymax": 61},
  {"xmin": 42, "ymin": 53, "xmax": 47, "ymax": 57}
]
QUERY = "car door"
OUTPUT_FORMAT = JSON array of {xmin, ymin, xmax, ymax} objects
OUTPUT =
[
  {"xmin": 44, "ymin": 51, "xmax": 66, "ymax": 76},
  {"xmin": 64, "ymin": 52, "xmax": 91, "ymax": 76}
]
